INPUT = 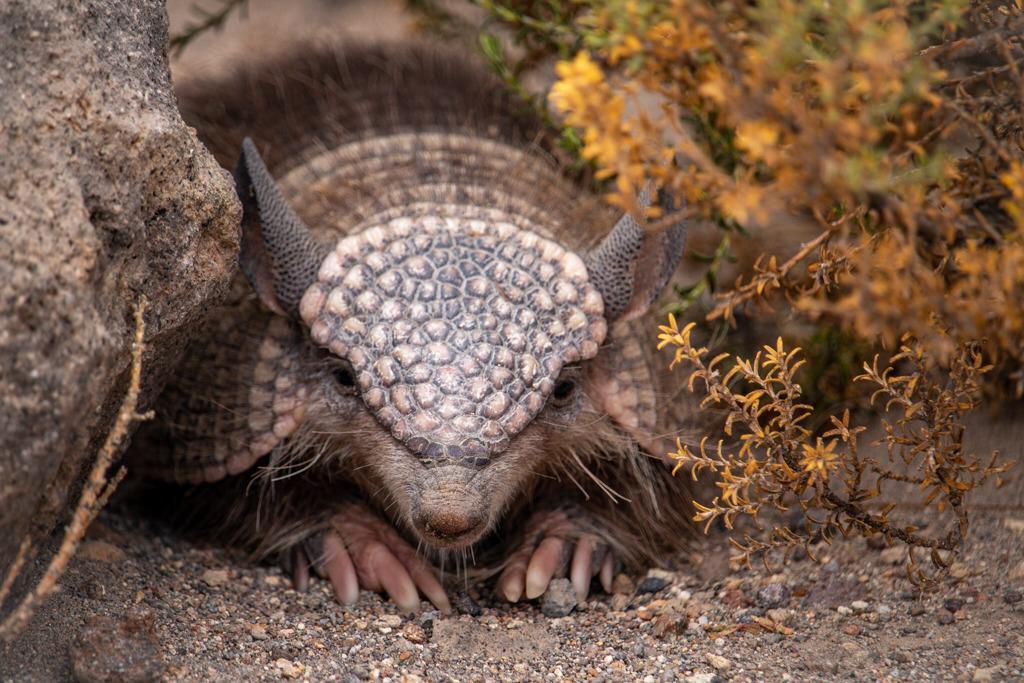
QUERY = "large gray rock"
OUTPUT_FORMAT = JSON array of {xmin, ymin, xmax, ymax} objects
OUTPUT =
[{"xmin": 0, "ymin": 0, "xmax": 239, "ymax": 598}]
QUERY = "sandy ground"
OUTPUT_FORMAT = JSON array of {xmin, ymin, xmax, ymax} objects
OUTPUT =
[
  {"xmin": 1, "ymin": 507, "xmax": 1022, "ymax": 682},
  {"xmin": 3, "ymin": 2, "xmax": 1022, "ymax": 681}
]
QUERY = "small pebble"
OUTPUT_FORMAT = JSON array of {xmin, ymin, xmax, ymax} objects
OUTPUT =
[
  {"xmin": 201, "ymin": 569, "xmax": 229, "ymax": 587},
  {"xmin": 1003, "ymin": 590, "xmax": 1022, "ymax": 605},
  {"xmin": 612, "ymin": 574, "xmax": 635, "ymax": 595},
  {"xmin": 704, "ymin": 653, "xmax": 731, "ymax": 671},
  {"xmin": 756, "ymin": 583, "xmax": 791, "ymax": 609},
  {"xmin": 841, "ymin": 624, "xmax": 861, "ymax": 636},
  {"xmin": 248, "ymin": 624, "xmax": 268, "ymax": 641},
  {"xmin": 541, "ymin": 578, "xmax": 578, "ymax": 617},
  {"xmin": 943, "ymin": 598, "xmax": 964, "ymax": 613},
  {"xmin": 453, "ymin": 594, "xmax": 482, "ymax": 616},
  {"xmin": 637, "ymin": 576, "xmax": 670, "ymax": 594},
  {"xmin": 973, "ymin": 666, "xmax": 1002, "ymax": 682},
  {"xmin": 949, "ymin": 562, "xmax": 970, "ymax": 579},
  {"xmin": 274, "ymin": 659, "xmax": 305, "ymax": 679},
  {"xmin": 78, "ymin": 540, "xmax": 128, "ymax": 563},
  {"xmin": 937, "ymin": 612, "xmax": 954, "ymax": 625},
  {"xmin": 850, "ymin": 600, "xmax": 870, "ymax": 613},
  {"xmin": 879, "ymin": 547, "xmax": 905, "ymax": 564},
  {"xmin": 684, "ymin": 674, "xmax": 718, "ymax": 683},
  {"xmin": 909, "ymin": 605, "xmax": 926, "ymax": 617},
  {"xmin": 837, "ymin": 606, "xmax": 853, "ymax": 616},
  {"xmin": 402, "ymin": 623, "xmax": 426, "ymax": 644},
  {"xmin": 379, "ymin": 614, "xmax": 402, "ymax": 628},
  {"xmin": 653, "ymin": 613, "xmax": 688, "ymax": 638}
]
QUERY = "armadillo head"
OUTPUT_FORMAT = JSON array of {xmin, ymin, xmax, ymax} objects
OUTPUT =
[
  {"xmin": 234, "ymin": 138, "xmax": 686, "ymax": 548},
  {"xmin": 297, "ymin": 217, "xmax": 607, "ymax": 462}
]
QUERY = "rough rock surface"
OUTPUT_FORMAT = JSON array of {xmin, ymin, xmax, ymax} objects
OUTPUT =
[{"xmin": 0, "ymin": 0, "xmax": 239, "ymax": 603}]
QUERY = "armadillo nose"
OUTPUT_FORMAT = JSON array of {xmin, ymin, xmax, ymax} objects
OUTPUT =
[
  {"xmin": 420, "ymin": 508, "xmax": 486, "ymax": 544},
  {"xmin": 414, "ymin": 475, "xmax": 489, "ymax": 547}
]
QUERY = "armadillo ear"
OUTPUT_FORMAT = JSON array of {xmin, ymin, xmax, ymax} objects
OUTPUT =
[
  {"xmin": 586, "ymin": 189, "xmax": 687, "ymax": 323},
  {"xmin": 234, "ymin": 137, "xmax": 326, "ymax": 318},
  {"xmin": 585, "ymin": 319, "xmax": 667, "ymax": 460}
]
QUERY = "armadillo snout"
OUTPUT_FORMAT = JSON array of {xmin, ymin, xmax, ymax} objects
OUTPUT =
[{"xmin": 412, "ymin": 468, "xmax": 488, "ymax": 548}]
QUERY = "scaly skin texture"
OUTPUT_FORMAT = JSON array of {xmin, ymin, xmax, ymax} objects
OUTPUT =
[
  {"xmin": 299, "ymin": 213, "xmax": 607, "ymax": 462},
  {"xmin": 133, "ymin": 43, "xmax": 696, "ymax": 612}
]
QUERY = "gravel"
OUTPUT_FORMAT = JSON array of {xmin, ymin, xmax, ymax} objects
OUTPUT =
[{"xmin": 1, "ymin": 509, "xmax": 1021, "ymax": 681}]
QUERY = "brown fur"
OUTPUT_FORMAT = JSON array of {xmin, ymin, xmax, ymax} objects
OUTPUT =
[{"xmin": 133, "ymin": 41, "xmax": 698, "ymax": 581}]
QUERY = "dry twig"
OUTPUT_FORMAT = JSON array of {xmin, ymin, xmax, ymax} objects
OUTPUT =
[
  {"xmin": 657, "ymin": 319, "xmax": 1011, "ymax": 581},
  {"xmin": 169, "ymin": 0, "xmax": 249, "ymax": 57},
  {"xmin": 0, "ymin": 297, "xmax": 153, "ymax": 641}
]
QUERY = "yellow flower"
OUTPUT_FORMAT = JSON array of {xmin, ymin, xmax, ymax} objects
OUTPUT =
[
  {"xmin": 609, "ymin": 34, "xmax": 643, "ymax": 66},
  {"xmin": 716, "ymin": 181, "xmax": 769, "ymax": 225},
  {"xmin": 799, "ymin": 438, "xmax": 840, "ymax": 487},
  {"xmin": 999, "ymin": 161, "xmax": 1024, "ymax": 229},
  {"xmin": 735, "ymin": 120, "xmax": 781, "ymax": 162}
]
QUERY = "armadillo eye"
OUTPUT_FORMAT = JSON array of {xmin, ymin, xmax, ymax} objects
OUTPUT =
[
  {"xmin": 551, "ymin": 378, "xmax": 576, "ymax": 403},
  {"xmin": 334, "ymin": 363, "xmax": 357, "ymax": 389}
]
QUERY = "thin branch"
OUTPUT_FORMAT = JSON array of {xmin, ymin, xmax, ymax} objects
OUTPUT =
[
  {"xmin": 169, "ymin": 0, "xmax": 249, "ymax": 57},
  {"xmin": 707, "ymin": 228, "xmax": 834, "ymax": 323},
  {"xmin": 0, "ymin": 297, "xmax": 153, "ymax": 641},
  {"xmin": 0, "ymin": 539, "xmax": 32, "ymax": 609}
]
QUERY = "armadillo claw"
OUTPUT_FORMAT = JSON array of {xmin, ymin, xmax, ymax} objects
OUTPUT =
[
  {"xmin": 496, "ymin": 510, "xmax": 613, "ymax": 604},
  {"xmin": 290, "ymin": 545, "xmax": 311, "ymax": 593},
  {"xmin": 302, "ymin": 504, "xmax": 451, "ymax": 614},
  {"xmin": 320, "ymin": 531, "xmax": 361, "ymax": 605}
]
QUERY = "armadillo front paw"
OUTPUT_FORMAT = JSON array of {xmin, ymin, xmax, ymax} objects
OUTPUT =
[
  {"xmin": 291, "ymin": 503, "xmax": 450, "ymax": 614},
  {"xmin": 496, "ymin": 509, "xmax": 615, "ymax": 604}
]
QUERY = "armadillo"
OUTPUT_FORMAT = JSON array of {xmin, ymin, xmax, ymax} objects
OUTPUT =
[{"xmin": 134, "ymin": 44, "xmax": 695, "ymax": 612}]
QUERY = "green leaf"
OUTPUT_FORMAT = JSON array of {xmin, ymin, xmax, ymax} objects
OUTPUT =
[{"xmin": 478, "ymin": 32, "xmax": 504, "ymax": 64}]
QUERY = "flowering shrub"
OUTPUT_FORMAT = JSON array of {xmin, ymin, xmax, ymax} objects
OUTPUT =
[
  {"xmin": 466, "ymin": 0, "xmax": 1022, "ymax": 578},
  {"xmin": 657, "ymin": 318, "xmax": 1010, "ymax": 579}
]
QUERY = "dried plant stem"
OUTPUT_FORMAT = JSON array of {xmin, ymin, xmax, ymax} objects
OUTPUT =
[
  {"xmin": 169, "ymin": 0, "xmax": 249, "ymax": 57},
  {"xmin": 0, "ymin": 297, "xmax": 153, "ymax": 642},
  {"xmin": 659, "ymin": 318, "xmax": 1008, "ymax": 581},
  {"xmin": 708, "ymin": 228, "xmax": 833, "ymax": 323},
  {"xmin": 0, "ymin": 539, "xmax": 32, "ymax": 610},
  {"xmin": 820, "ymin": 489, "xmax": 963, "ymax": 551}
]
